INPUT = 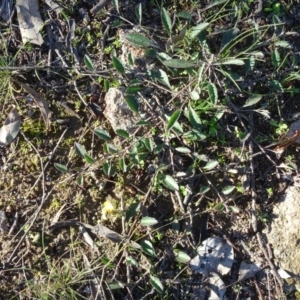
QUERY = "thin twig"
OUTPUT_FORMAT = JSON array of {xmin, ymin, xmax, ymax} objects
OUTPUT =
[
  {"xmin": 256, "ymin": 232, "xmax": 285, "ymax": 299},
  {"xmin": 73, "ymin": 80, "xmax": 88, "ymax": 107},
  {"xmin": 7, "ymin": 128, "xmax": 68, "ymax": 263},
  {"xmin": 90, "ymin": 0, "xmax": 111, "ymax": 16},
  {"xmin": 7, "ymin": 132, "xmax": 46, "ymax": 263}
]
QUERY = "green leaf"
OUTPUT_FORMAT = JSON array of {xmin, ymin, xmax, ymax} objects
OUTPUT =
[
  {"xmin": 188, "ymin": 105, "xmax": 202, "ymax": 129},
  {"xmin": 183, "ymin": 129, "xmax": 206, "ymax": 141},
  {"xmin": 162, "ymin": 174, "xmax": 179, "ymax": 191},
  {"xmin": 84, "ymin": 54, "xmax": 94, "ymax": 71},
  {"xmin": 54, "ymin": 163, "xmax": 68, "ymax": 173},
  {"xmin": 112, "ymin": 0, "xmax": 119, "ymax": 12},
  {"xmin": 270, "ymin": 80, "xmax": 284, "ymax": 92},
  {"xmin": 271, "ymin": 49, "xmax": 280, "ymax": 69},
  {"xmin": 176, "ymin": 11, "xmax": 193, "ymax": 21},
  {"xmin": 128, "ymin": 52, "xmax": 135, "ymax": 65},
  {"xmin": 274, "ymin": 41, "xmax": 292, "ymax": 48},
  {"xmin": 197, "ymin": 64, "xmax": 205, "ymax": 85},
  {"xmin": 125, "ymin": 33, "xmax": 152, "ymax": 48},
  {"xmin": 207, "ymin": 0, "xmax": 227, "ymax": 9},
  {"xmin": 94, "ymin": 128, "xmax": 111, "ymax": 141},
  {"xmin": 167, "ymin": 110, "xmax": 180, "ymax": 130},
  {"xmin": 104, "ymin": 79, "xmax": 110, "ymax": 92},
  {"xmin": 190, "ymin": 90, "xmax": 199, "ymax": 100},
  {"xmin": 157, "ymin": 52, "xmax": 172, "ymax": 61},
  {"xmin": 119, "ymin": 157, "xmax": 127, "ymax": 172},
  {"xmin": 101, "ymin": 257, "xmax": 115, "ymax": 269},
  {"xmin": 112, "ymin": 56, "xmax": 125, "ymax": 74},
  {"xmin": 140, "ymin": 240, "xmax": 156, "ymax": 257},
  {"xmin": 84, "ymin": 153, "xmax": 95, "ymax": 164},
  {"xmin": 126, "ymin": 256, "xmax": 138, "ymax": 267},
  {"xmin": 208, "ymin": 83, "xmax": 218, "ymax": 104},
  {"xmin": 74, "ymin": 143, "xmax": 87, "ymax": 158},
  {"xmin": 143, "ymin": 138, "xmax": 153, "ymax": 151},
  {"xmin": 245, "ymin": 55, "xmax": 255, "ymax": 75},
  {"xmin": 145, "ymin": 48, "xmax": 157, "ymax": 58},
  {"xmin": 126, "ymin": 86, "xmax": 141, "ymax": 94},
  {"xmin": 221, "ymin": 27, "xmax": 240, "ymax": 48},
  {"xmin": 222, "ymin": 186, "xmax": 236, "ymax": 195},
  {"xmin": 219, "ymin": 69, "xmax": 242, "ymax": 92},
  {"xmin": 173, "ymin": 249, "xmax": 191, "ymax": 263},
  {"xmin": 190, "ymin": 22, "xmax": 209, "ymax": 39},
  {"xmin": 175, "ymin": 147, "xmax": 191, "ymax": 153},
  {"xmin": 140, "ymin": 217, "xmax": 158, "ymax": 226},
  {"xmin": 203, "ymin": 160, "xmax": 219, "ymax": 170},
  {"xmin": 198, "ymin": 31, "xmax": 210, "ymax": 53},
  {"xmin": 219, "ymin": 58, "xmax": 244, "ymax": 65},
  {"xmin": 136, "ymin": 120, "xmax": 151, "ymax": 126},
  {"xmin": 126, "ymin": 202, "xmax": 140, "ymax": 221},
  {"xmin": 109, "ymin": 282, "xmax": 125, "ymax": 289},
  {"xmin": 243, "ymin": 94, "xmax": 263, "ymax": 107},
  {"xmin": 165, "ymin": 114, "xmax": 183, "ymax": 134},
  {"xmin": 162, "ymin": 59, "xmax": 197, "ymax": 68},
  {"xmin": 129, "ymin": 79, "xmax": 141, "ymax": 85},
  {"xmin": 156, "ymin": 69, "xmax": 171, "ymax": 89},
  {"xmin": 136, "ymin": 3, "xmax": 142, "ymax": 25},
  {"xmin": 103, "ymin": 143, "xmax": 118, "ymax": 154},
  {"xmin": 172, "ymin": 219, "xmax": 180, "ymax": 234},
  {"xmin": 103, "ymin": 162, "xmax": 116, "ymax": 177},
  {"xmin": 76, "ymin": 173, "xmax": 84, "ymax": 186},
  {"xmin": 161, "ymin": 7, "xmax": 172, "ymax": 35},
  {"xmin": 116, "ymin": 129, "xmax": 130, "ymax": 139},
  {"xmin": 150, "ymin": 275, "xmax": 164, "ymax": 294},
  {"xmin": 215, "ymin": 202, "xmax": 223, "ymax": 211},
  {"xmin": 228, "ymin": 206, "xmax": 240, "ymax": 213},
  {"xmin": 125, "ymin": 95, "xmax": 139, "ymax": 114},
  {"xmin": 200, "ymin": 186, "xmax": 210, "ymax": 194}
]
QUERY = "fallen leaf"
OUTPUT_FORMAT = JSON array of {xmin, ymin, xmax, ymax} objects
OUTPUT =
[
  {"xmin": 0, "ymin": 107, "xmax": 21, "ymax": 147},
  {"xmin": 13, "ymin": 79, "xmax": 51, "ymax": 129},
  {"xmin": 166, "ymin": 23, "xmax": 187, "ymax": 51},
  {"xmin": 16, "ymin": 0, "xmax": 44, "ymax": 45},
  {"xmin": 0, "ymin": 0, "xmax": 13, "ymax": 21},
  {"xmin": 91, "ymin": 224, "xmax": 141, "ymax": 249},
  {"xmin": 275, "ymin": 119, "xmax": 300, "ymax": 156},
  {"xmin": 190, "ymin": 237, "xmax": 234, "ymax": 277},
  {"xmin": 238, "ymin": 261, "xmax": 262, "ymax": 281},
  {"xmin": 277, "ymin": 268, "xmax": 291, "ymax": 279},
  {"xmin": 45, "ymin": 0, "xmax": 63, "ymax": 13},
  {"xmin": 80, "ymin": 225, "xmax": 99, "ymax": 254},
  {"xmin": 209, "ymin": 272, "xmax": 228, "ymax": 300}
]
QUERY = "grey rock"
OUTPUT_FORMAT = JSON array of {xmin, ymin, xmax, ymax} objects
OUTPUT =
[{"xmin": 264, "ymin": 186, "xmax": 300, "ymax": 275}]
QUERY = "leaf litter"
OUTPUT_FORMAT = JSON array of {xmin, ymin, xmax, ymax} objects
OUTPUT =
[
  {"xmin": 0, "ymin": 106, "xmax": 21, "ymax": 147},
  {"xmin": 13, "ymin": 79, "xmax": 51, "ymax": 129}
]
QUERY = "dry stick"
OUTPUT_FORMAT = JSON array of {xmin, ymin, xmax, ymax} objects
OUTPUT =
[
  {"xmin": 73, "ymin": 80, "xmax": 88, "ymax": 107},
  {"xmin": 256, "ymin": 232, "xmax": 285, "ymax": 299},
  {"xmin": 120, "ymin": 196, "xmax": 131, "ymax": 286},
  {"xmin": 82, "ymin": 252, "xmax": 106, "ymax": 300},
  {"xmin": 199, "ymin": 167, "xmax": 225, "ymax": 203},
  {"xmin": 254, "ymin": 278, "xmax": 264, "ymax": 300},
  {"xmin": 112, "ymin": 197, "xmax": 132, "ymax": 295},
  {"xmin": 8, "ymin": 212, "xmax": 18, "ymax": 235},
  {"xmin": 6, "ymin": 128, "xmax": 68, "ymax": 263},
  {"xmin": 248, "ymin": 113, "xmax": 258, "ymax": 233},
  {"xmin": 143, "ymin": 79, "xmax": 174, "ymax": 94},
  {"xmin": 90, "ymin": 0, "xmax": 111, "ymax": 15}
]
